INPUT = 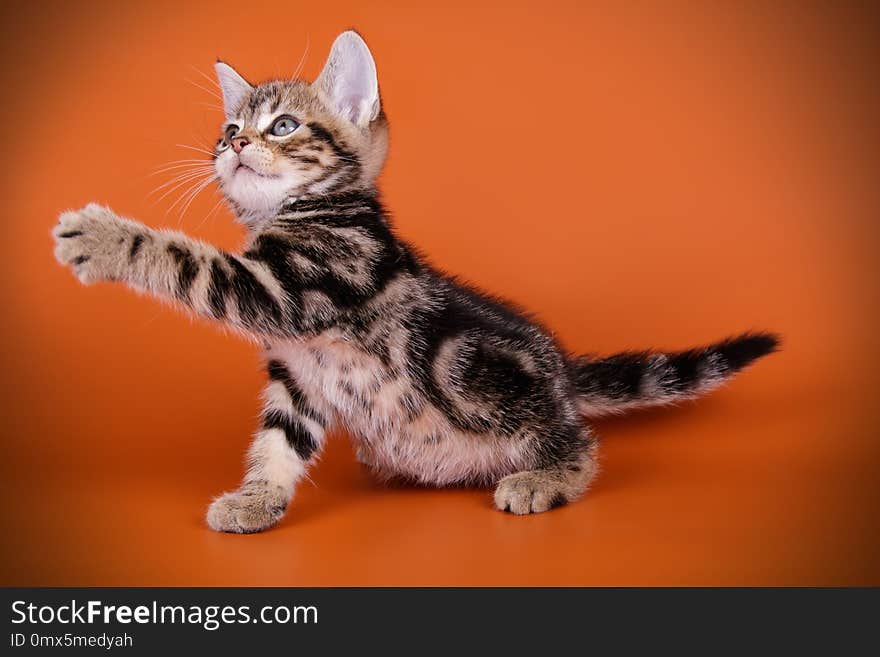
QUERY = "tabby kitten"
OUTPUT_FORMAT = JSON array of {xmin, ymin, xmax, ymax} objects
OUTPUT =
[{"xmin": 52, "ymin": 31, "xmax": 778, "ymax": 533}]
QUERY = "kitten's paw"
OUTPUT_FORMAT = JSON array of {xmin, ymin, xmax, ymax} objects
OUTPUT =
[
  {"xmin": 52, "ymin": 203, "xmax": 141, "ymax": 284},
  {"xmin": 493, "ymin": 470, "xmax": 569, "ymax": 515},
  {"xmin": 206, "ymin": 484, "xmax": 289, "ymax": 534}
]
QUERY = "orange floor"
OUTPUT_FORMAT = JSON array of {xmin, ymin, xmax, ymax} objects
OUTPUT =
[{"xmin": 1, "ymin": 2, "xmax": 878, "ymax": 586}]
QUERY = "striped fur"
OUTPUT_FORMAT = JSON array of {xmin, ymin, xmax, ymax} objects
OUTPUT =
[
  {"xmin": 568, "ymin": 333, "xmax": 779, "ymax": 417},
  {"xmin": 52, "ymin": 31, "xmax": 778, "ymax": 532}
]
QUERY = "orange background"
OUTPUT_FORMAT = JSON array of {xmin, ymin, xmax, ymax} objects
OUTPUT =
[{"xmin": 1, "ymin": 0, "xmax": 878, "ymax": 586}]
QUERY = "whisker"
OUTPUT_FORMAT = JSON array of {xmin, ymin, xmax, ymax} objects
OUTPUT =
[
  {"xmin": 190, "ymin": 65, "xmax": 220, "ymax": 90},
  {"xmin": 137, "ymin": 160, "xmax": 210, "ymax": 183},
  {"xmin": 151, "ymin": 165, "xmax": 213, "ymax": 186},
  {"xmin": 176, "ymin": 143, "xmax": 216, "ymax": 157},
  {"xmin": 151, "ymin": 161, "xmax": 213, "ymax": 176},
  {"xmin": 169, "ymin": 170, "xmax": 217, "ymax": 210},
  {"xmin": 150, "ymin": 164, "xmax": 214, "ymax": 176},
  {"xmin": 151, "ymin": 170, "xmax": 214, "ymax": 204},
  {"xmin": 150, "ymin": 170, "xmax": 210, "ymax": 196},
  {"xmin": 207, "ymin": 195, "xmax": 226, "ymax": 221},
  {"xmin": 185, "ymin": 77, "xmax": 221, "ymax": 100},
  {"xmin": 175, "ymin": 174, "xmax": 219, "ymax": 220},
  {"xmin": 166, "ymin": 178, "xmax": 208, "ymax": 220},
  {"xmin": 291, "ymin": 34, "xmax": 311, "ymax": 80},
  {"xmin": 155, "ymin": 158, "xmax": 211, "ymax": 166},
  {"xmin": 151, "ymin": 182, "xmax": 208, "ymax": 209},
  {"xmin": 150, "ymin": 173, "xmax": 215, "ymax": 200},
  {"xmin": 190, "ymin": 132, "xmax": 216, "ymax": 150},
  {"xmin": 196, "ymin": 194, "xmax": 227, "ymax": 232}
]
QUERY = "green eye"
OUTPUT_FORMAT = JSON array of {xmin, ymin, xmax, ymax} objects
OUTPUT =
[{"xmin": 270, "ymin": 115, "xmax": 299, "ymax": 137}]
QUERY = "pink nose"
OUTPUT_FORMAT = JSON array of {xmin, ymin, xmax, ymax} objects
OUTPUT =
[{"xmin": 231, "ymin": 136, "xmax": 250, "ymax": 153}]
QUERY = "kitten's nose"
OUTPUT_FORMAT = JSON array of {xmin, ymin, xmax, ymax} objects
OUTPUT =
[{"xmin": 231, "ymin": 136, "xmax": 250, "ymax": 153}]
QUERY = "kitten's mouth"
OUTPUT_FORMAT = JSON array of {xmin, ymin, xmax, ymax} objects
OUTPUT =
[{"xmin": 234, "ymin": 163, "xmax": 277, "ymax": 179}]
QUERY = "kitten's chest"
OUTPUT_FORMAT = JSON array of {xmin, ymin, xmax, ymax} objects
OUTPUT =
[{"xmin": 267, "ymin": 332, "xmax": 414, "ymax": 434}]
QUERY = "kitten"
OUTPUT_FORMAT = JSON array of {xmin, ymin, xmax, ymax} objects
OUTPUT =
[{"xmin": 52, "ymin": 31, "xmax": 778, "ymax": 532}]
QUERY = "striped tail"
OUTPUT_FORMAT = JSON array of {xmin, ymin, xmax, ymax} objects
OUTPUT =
[{"xmin": 568, "ymin": 332, "xmax": 779, "ymax": 418}]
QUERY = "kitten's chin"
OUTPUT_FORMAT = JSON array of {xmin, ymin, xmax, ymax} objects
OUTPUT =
[{"xmin": 222, "ymin": 173, "xmax": 297, "ymax": 221}]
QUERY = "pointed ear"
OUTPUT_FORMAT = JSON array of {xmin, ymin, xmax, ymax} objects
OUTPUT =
[
  {"xmin": 313, "ymin": 31, "xmax": 380, "ymax": 126},
  {"xmin": 214, "ymin": 61, "xmax": 253, "ymax": 119}
]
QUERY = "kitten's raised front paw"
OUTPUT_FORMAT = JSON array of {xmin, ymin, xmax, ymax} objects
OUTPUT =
[
  {"xmin": 493, "ymin": 470, "xmax": 570, "ymax": 515},
  {"xmin": 206, "ymin": 484, "xmax": 289, "ymax": 534},
  {"xmin": 52, "ymin": 203, "xmax": 140, "ymax": 284}
]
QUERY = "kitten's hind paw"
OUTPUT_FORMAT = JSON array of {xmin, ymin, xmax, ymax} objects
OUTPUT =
[
  {"xmin": 494, "ymin": 447, "xmax": 598, "ymax": 515},
  {"xmin": 206, "ymin": 483, "xmax": 289, "ymax": 534}
]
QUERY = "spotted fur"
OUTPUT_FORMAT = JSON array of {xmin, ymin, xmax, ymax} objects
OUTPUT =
[{"xmin": 52, "ymin": 31, "xmax": 779, "ymax": 531}]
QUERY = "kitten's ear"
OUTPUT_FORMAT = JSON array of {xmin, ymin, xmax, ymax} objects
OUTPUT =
[
  {"xmin": 214, "ymin": 61, "xmax": 253, "ymax": 119},
  {"xmin": 313, "ymin": 31, "xmax": 380, "ymax": 126}
]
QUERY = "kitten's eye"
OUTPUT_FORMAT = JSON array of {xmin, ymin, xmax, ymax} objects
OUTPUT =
[
  {"xmin": 224, "ymin": 124, "xmax": 239, "ymax": 142},
  {"xmin": 269, "ymin": 115, "xmax": 299, "ymax": 137}
]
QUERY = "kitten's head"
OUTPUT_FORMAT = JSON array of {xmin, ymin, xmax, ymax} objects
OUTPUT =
[{"xmin": 213, "ymin": 31, "xmax": 387, "ymax": 222}]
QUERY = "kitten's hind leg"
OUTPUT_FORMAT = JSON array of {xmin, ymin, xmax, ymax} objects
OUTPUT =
[
  {"xmin": 494, "ymin": 439, "xmax": 598, "ymax": 515},
  {"xmin": 207, "ymin": 361, "xmax": 329, "ymax": 534}
]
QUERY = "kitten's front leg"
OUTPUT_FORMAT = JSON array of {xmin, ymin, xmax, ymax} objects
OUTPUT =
[
  {"xmin": 206, "ymin": 359, "xmax": 329, "ymax": 533},
  {"xmin": 53, "ymin": 203, "xmax": 289, "ymax": 337}
]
